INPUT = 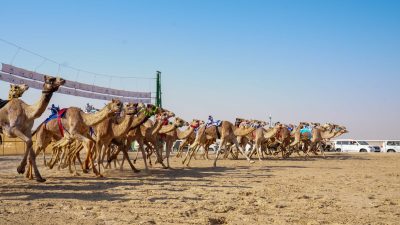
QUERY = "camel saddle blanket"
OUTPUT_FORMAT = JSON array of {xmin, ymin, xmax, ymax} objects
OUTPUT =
[
  {"xmin": 0, "ymin": 99, "xmax": 9, "ymax": 110},
  {"xmin": 44, "ymin": 108, "xmax": 67, "ymax": 137},
  {"xmin": 44, "ymin": 108, "xmax": 67, "ymax": 124},
  {"xmin": 300, "ymin": 128, "xmax": 312, "ymax": 139},
  {"xmin": 206, "ymin": 120, "xmax": 222, "ymax": 128}
]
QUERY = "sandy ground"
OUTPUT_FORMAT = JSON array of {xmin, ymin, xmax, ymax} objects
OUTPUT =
[{"xmin": 0, "ymin": 153, "xmax": 399, "ymax": 225}]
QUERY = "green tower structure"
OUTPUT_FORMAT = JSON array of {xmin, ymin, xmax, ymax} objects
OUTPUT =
[{"xmin": 156, "ymin": 71, "xmax": 162, "ymax": 108}]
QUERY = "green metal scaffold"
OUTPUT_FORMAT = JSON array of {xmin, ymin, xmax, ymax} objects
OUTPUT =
[{"xmin": 156, "ymin": 71, "xmax": 162, "ymax": 108}]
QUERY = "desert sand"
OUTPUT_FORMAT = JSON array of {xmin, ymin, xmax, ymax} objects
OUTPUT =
[{"xmin": 0, "ymin": 153, "xmax": 399, "ymax": 225}]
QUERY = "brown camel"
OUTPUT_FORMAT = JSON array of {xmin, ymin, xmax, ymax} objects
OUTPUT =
[
  {"xmin": 30, "ymin": 99, "xmax": 123, "ymax": 178},
  {"xmin": 0, "ymin": 75, "xmax": 65, "ymax": 182}
]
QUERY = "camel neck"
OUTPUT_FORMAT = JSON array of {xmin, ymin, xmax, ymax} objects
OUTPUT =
[
  {"xmin": 81, "ymin": 106, "xmax": 112, "ymax": 127},
  {"xmin": 176, "ymin": 126, "xmax": 194, "ymax": 140},
  {"xmin": 130, "ymin": 112, "xmax": 149, "ymax": 131},
  {"xmin": 27, "ymin": 92, "xmax": 53, "ymax": 120},
  {"xmin": 113, "ymin": 113, "xmax": 134, "ymax": 137}
]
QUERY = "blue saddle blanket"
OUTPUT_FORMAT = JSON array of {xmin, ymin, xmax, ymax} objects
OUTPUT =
[
  {"xmin": 206, "ymin": 120, "xmax": 222, "ymax": 128},
  {"xmin": 44, "ymin": 109, "xmax": 67, "ymax": 124}
]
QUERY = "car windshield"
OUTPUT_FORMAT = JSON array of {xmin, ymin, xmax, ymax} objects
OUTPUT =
[{"xmin": 358, "ymin": 141, "xmax": 369, "ymax": 145}]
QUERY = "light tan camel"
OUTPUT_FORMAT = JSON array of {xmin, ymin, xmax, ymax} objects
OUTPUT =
[
  {"xmin": 126, "ymin": 110, "xmax": 175, "ymax": 170},
  {"xmin": 29, "ymin": 99, "xmax": 123, "ymax": 178},
  {"xmin": 248, "ymin": 125, "xmax": 280, "ymax": 161},
  {"xmin": 183, "ymin": 121, "xmax": 255, "ymax": 167},
  {"xmin": 307, "ymin": 123, "xmax": 348, "ymax": 156},
  {"xmin": 94, "ymin": 102, "xmax": 142, "ymax": 173},
  {"xmin": 157, "ymin": 117, "xmax": 195, "ymax": 168},
  {"xmin": 8, "ymin": 84, "xmax": 29, "ymax": 99},
  {"xmin": 106, "ymin": 104, "xmax": 165, "ymax": 170},
  {"xmin": 0, "ymin": 84, "xmax": 30, "ymax": 143},
  {"xmin": 175, "ymin": 120, "xmax": 204, "ymax": 158},
  {"xmin": 0, "ymin": 76, "xmax": 65, "ymax": 182}
]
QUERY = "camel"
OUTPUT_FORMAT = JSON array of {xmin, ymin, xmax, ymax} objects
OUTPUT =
[
  {"xmin": 183, "ymin": 121, "xmax": 255, "ymax": 167},
  {"xmin": 0, "ymin": 75, "xmax": 65, "ymax": 182},
  {"xmin": 29, "ymin": 99, "xmax": 123, "ymax": 178},
  {"xmin": 93, "ymin": 102, "xmax": 143, "ymax": 173},
  {"xmin": 307, "ymin": 123, "xmax": 348, "ymax": 156},
  {"xmin": 8, "ymin": 84, "xmax": 29, "ymax": 100},
  {"xmin": 48, "ymin": 103, "xmax": 162, "ymax": 175},
  {"xmin": 125, "ymin": 110, "xmax": 175, "ymax": 170},
  {"xmin": 175, "ymin": 120, "xmax": 204, "ymax": 158},
  {"xmin": 248, "ymin": 124, "xmax": 280, "ymax": 161},
  {"xmin": 157, "ymin": 118, "xmax": 203, "ymax": 168},
  {"xmin": 0, "ymin": 84, "xmax": 30, "ymax": 144}
]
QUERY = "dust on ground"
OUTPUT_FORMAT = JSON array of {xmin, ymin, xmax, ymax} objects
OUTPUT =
[{"xmin": 0, "ymin": 153, "xmax": 399, "ymax": 225}]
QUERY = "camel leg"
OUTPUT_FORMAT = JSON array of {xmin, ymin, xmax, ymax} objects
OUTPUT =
[
  {"xmin": 164, "ymin": 141, "xmax": 172, "ymax": 169},
  {"xmin": 120, "ymin": 144, "xmax": 140, "ymax": 173},
  {"xmin": 213, "ymin": 139, "xmax": 227, "ymax": 167},
  {"xmin": 186, "ymin": 144, "xmax": 200, "ymax": 167},
  {"xmin": 256, "ymin": 144, "xmax": 263, "ymax": 162},
  {"xmin": 232, "ymin": 138, "xmax": 254, "ymax": 164},
  {"xmin": 183, "ymin": 142, "xmax": 198, "ymax": 165},
  {"xmin": 13, "ymin": 128, "xmax": 45, "ymax": 182}
]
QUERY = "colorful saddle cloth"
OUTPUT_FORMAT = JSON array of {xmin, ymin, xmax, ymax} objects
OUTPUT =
[
  {"xmin": 0, "ymin": 99, "xmax": 9, "ymax": 110},
  {"xmin": 44, "ymin": 108, "xmax": 67, "ymax": 124},
  {"xmin": 206, "ymin": 120, "xmax": 222, "ymax": 128},
  {"xmin": 300, "ymin": 127, "xmax": 312, "ymax": 139}
]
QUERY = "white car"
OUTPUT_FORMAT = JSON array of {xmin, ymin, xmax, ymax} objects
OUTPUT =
[
  {"xmin": 333, "ymin": 139, "xmax": 375, "ymax": 153},
  {"xmin": 381, "ymin": 141, "xmax": 400, "ymax": 153}
]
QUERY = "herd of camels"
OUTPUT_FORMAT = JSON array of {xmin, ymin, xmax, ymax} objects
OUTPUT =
[{"xmin": 0, "ymin": 76, "xmax": 348, "ymax": 182}]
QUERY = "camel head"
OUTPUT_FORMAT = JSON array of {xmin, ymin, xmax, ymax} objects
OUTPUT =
[
  {"xmin": 106, "ymin": 99, "xmax": 123, "ymax": 115},
  {"xmin": 189, "ymin": 119, "xmax": 202, "ymax": 129},
  {"xmin": 311, "ymin": 122, "xmax": 321, "ymax": 127},
  {"xmin": 161, "ymin": 109, "xmax": 175, "ymax": 119},
  {"xmin": 43, "ymin": 75, "xmax": 66, "ymax": 93},
  {"xmin": 124, "ymin": 102, "xmax": 139, "ymax": 115},
  {"xmin": 8, "ymin": 84, "xmax": 29, "ymax": 99},
  {"xmin": 173, "ymin": 117, "xmax": 188, "ymax": 128}
]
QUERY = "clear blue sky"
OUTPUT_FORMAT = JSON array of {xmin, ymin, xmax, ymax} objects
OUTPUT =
[{"xmin": 0, "ymin": 0, "xmax": 399, "ymax": 139}]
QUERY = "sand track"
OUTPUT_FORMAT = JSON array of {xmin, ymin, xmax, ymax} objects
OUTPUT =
[{"xmin": 0, "ymin": 153, "xmax": 399, "ymax": 225}]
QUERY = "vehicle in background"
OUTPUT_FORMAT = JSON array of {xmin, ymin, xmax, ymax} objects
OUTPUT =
[
  {"xmin": 332, "ymin": 139, "xmax": 375, "ymax": 153},
  {"xmin": 372, "ymin": 146, "xmax": 381, "ymax": 152},
  {"xmin": 381, "ymin": 141, "xmax": 400, "ymax": 153}
]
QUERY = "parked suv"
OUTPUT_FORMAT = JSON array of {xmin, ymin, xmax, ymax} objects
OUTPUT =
[
  {"xmin": 333, "ymin": 139, "xmax": 375, "ymax": 153},
  {"xmin": 381, "ymin": 141, "xmax": 400, "ymax": 153}
]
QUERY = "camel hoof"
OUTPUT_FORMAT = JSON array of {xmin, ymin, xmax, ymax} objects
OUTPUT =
[
  {"xmin": 249, "ymin": 160, "xmax": 255, "ymax": 164},
  {"xmin": 97, "ymin": 174, "xmax": 104, "ymax": 178},
  {"xmin": 36, "ymin": 177, "xmax": 46, "ymax": 183},
  {"xmin": 17, "ymin": 165, "xmax": 26, "ymax": 174},
  {"xmin": 133, "ymin": 169, "xmax": 141, "ymax": 173}
]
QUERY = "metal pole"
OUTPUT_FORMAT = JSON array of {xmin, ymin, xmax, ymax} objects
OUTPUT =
[
  {"xmin": 269, "ymin": 114, "xmax": 272, "ymax": 128},
  {"xmin": 156, "ymin": 71, "xmax": 162, "ymax": 108}
]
